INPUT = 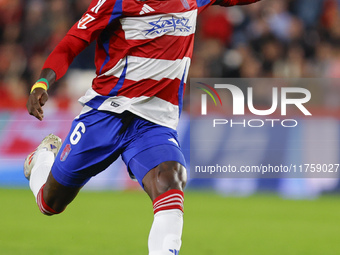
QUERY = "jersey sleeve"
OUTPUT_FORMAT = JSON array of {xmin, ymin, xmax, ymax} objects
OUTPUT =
[
  {"xmin": 213, "ymin": 0, "xmax": 261, "ymax": 6},
  {"xmin": 67, "ymin": 0, "xmax": 122, "ymax": 43},
  {"xmin": 43, "ymin": 35, "xmax": 88, "ymax": 81}
]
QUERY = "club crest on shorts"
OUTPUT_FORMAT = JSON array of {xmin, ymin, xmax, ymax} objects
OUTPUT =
[{"xmin": 60, "ymin": 144, "xmax": 71, "ymax": 162}]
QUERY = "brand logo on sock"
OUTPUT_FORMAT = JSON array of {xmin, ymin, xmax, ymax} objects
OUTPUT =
[
  {"xmin": 169, "ymin": 249, "xmax": 179, "ymax": 255},
  {"xmin": 60, "ymin": 144, "xmax": 71, "ymax": 162}
]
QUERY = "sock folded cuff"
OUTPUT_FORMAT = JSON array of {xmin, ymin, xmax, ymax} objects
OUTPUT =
[
  {"xmin": 37, "ymin": 184, "xmax": 62, "ymax": 216},
  {"xmin": 153, "ymin": 189, "xmax": 184, "ymax": 214}
]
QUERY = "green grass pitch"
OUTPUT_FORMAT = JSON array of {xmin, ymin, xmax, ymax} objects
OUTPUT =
[{"xmin": 1, "ymin": 188, "xmax": 340, "ymax": 255}]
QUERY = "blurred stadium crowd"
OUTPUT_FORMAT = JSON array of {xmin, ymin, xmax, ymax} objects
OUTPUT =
[{"xmin": 1, "ymin": 0, "xmax": 340, "ymax": 110}]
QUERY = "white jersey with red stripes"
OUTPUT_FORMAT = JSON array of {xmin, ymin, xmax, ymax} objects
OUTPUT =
[{"xmin": 67, "ymin": 0, "xmax": 239, "ymax": 129}]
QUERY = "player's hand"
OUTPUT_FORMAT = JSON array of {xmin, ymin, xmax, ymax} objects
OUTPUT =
[{"xmin": 26, "ymin": 88, "xmax": 49, "ymax": 121}]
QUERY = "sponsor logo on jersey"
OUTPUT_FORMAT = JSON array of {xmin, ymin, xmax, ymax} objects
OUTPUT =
[
  {"xmin": 143, "ymin": 16, "xmax": 192, "ymax": 36},
  {"xmin": 140, "ymin": 4, "xmax": 155, "ymax": 15},
  {"xmin": 60, "ymin": 144, "xmax": 71, "ymax": 162}
]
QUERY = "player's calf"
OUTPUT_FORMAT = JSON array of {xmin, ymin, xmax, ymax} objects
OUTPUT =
[
  {"xmin": 35, "ymin": 174, "xmax": 81, "ymax": 216},
  {"xmin": 41, "ymin": 172, "xmax": 82, "ymax": 214}
]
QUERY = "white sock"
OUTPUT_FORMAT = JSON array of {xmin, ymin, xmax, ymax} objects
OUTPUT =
[
  {"xmin": 29, "ymin": 150, "xmax": 54, "ymax": 199},
  {"xmin": 148, "ymin": 209, "xmax": 183, "ymax": 255}
]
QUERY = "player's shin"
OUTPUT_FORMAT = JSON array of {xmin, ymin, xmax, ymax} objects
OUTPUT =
[{"xmin": 148, "ymin": 189, "xmax": 184, "ymax": 255}]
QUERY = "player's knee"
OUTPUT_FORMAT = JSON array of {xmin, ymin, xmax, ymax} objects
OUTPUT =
[
  {"xmin": 157, "ymin": 161, "xmax": 187, "ymax": 193},
  {"xmin": 143, "ymin": 161, "xmax": 187, "ymax": 201}
]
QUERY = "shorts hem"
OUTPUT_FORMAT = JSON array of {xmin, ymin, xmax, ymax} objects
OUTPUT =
[
  {"xmin": 128, "ymin": 144, "xmax": 186, "ymax": 188},
  {"xmin": 51, "ymin": 165, "xmax": 89, "ymax": 188}
]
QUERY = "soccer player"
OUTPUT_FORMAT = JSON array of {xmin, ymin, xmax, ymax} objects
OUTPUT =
[{"xmin": 24, "ymin": 0, "xmax": 260, "ymax": 254}]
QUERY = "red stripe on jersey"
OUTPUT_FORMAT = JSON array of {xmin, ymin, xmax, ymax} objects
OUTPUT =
[
  {"xmin": 117, "ymin": 78, "xmax": 184, "ymax": 105},
  {"xmin": 94, "ymin": 76, "xmax": 184, "ymax": 105},
  {"xmin": 95, "ymin": 26, "xmax": 128, "ymax": 75},
  {"xmin": 129, "ymin": 34, "xmax": 195, "ymax": 60},
  {"xmin": 93, "ymin": 75, "xmax": 120, "ymax": 95}
]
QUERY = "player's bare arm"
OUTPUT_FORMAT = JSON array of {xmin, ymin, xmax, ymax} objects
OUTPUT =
[
  {"xmin": 26, "ymin": 69, "xmax": 56, "ymax": 121},
  {"xmin": 26, "ymin": 35, "xmax": 88, "ymax": 121}
]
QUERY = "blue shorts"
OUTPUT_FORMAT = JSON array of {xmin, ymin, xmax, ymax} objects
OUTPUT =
[{"xmin": 51, "ymin": 109, "xmax": 186, "ymax": 188}]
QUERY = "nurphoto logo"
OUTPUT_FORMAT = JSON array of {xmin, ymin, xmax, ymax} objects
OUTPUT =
[{"xmin": 197, "ymin": 82, "xmax": 312, "ymax": 128}]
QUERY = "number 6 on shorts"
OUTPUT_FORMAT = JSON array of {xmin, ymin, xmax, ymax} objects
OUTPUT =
[{"xmin": 70, "ymin": 122, "xmax": 86, "ymax": 145}]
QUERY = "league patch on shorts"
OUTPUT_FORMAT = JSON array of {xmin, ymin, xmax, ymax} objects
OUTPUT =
[{"xmin": 60, "ymin": 144, "xmax": 71, "ymax": 162}]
